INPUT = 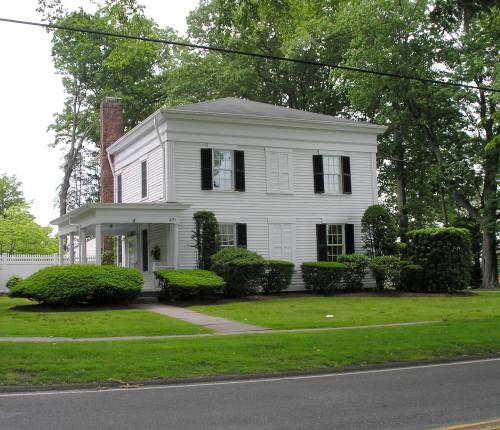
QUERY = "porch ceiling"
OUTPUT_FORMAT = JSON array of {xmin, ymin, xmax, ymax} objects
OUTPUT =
[{"xmin": 50, "ymin": 202, "xmax": 190, "ymax": 236}]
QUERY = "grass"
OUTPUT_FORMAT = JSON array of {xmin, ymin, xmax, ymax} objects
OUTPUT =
[
  {"xmin": 190, "ymin": 292, "xmax": 500, "ymax": 329},
  {"xmin": 1, "ymin": 317, "xmax": 500, "ymax": 385},
  {"xmin": 0, "ymin": 297, "xmax": 209, "ymax": 337}
]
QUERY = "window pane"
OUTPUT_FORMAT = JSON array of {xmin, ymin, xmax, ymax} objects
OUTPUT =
[
  {"xmin": 323, "ymin": 156, "xmax": 340, "ymax": 193},
  {"xmin": 326, "ymin": 224, "xmax": 343, "ymax": 260},
  {"xmin": 219, "ymin": 223, "xmax": 235, "ymax": 247},
  {"xmin": 213, "ymin": 150, "xmax": 233, "ymax": 190}
]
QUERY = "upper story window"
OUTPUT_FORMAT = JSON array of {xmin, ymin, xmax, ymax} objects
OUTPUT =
[
  {"xmin": 313, "ymin": 154, "xmax": 352, "ymax": 194},
  {"xmin": 266, "ymin": 150, "xmax": 293, "ymax": 193},
  {"xmin": 213, "ymin": 150, "xmax": 233, "ymax": 191},
  {"xmin": 323, "ymin": 156, "xmax": 341, "ymax": 193},
  {"xmin": 116, "ymin": 174, "xmax": 122, "ymax": 203},
  {"xmin": 141, "ymin": 160, "xmax": 147, "ymax": 198}
]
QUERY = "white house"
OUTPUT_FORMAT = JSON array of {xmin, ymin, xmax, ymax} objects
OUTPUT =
[{"xmin": 51, "ymin": 97, "xmax": 385, "ymax": 290}]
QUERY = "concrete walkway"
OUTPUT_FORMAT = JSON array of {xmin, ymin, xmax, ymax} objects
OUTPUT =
[
  {"xmin": 0, "ymin": 321, "xmax": 438, "ymax": 343},
  {"xmin": 136, "ymin": 303, "xmax": 267, "ymax": 334}
]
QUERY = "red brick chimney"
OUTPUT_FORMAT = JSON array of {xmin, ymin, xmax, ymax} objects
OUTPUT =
[{"xmin": 100, "ymin": 97, "xmax": 123, "ymax": 203}]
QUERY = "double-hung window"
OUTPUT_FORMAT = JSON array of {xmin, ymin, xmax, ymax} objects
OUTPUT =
[
  {"xmin": 323, "ymin": 156, "xmax": 341, "ymax": 193},
  {"xmin": 326, "ymin": 224, "xmax": 344, "ymax": 260},
  {"xmin": 201, "ymin": 148, "xmax": 245, "ymax": 191},
  {"xmin": 213, "ymin": 150, "xmax": 233, "ymax": 191},
  {"xmin": 316, "ymin": 223, "xmax": 354, "ymax": 261},
  {"xmin": 219, "ymin": 223, "xmax": 236, "ymax": 247},
  {"xmin": 313, "ymin": 154, "xmax": 352, "ymax": 194}
]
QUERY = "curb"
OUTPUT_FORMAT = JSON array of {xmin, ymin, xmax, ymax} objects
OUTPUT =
[{"xmin": 1, "ymin": 353, "xmax": 500, "ymax": 394}]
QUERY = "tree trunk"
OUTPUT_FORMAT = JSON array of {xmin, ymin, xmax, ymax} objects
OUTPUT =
[
  {"xmin": 481, "ymin": 230, "xmax": 497, "ymax": 289},
  {"xmin": 394, "ymin": 128, "xmax": 409, "ymax": 243}
]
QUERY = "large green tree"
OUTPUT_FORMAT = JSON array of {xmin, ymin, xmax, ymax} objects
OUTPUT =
[{"xmin": 0, "ymin": 173, "xmax": 26, "ymax": 217}]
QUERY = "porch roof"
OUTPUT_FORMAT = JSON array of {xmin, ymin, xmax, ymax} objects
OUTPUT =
[{"xmin": 50, "ymin": 202, "xmax": 190, "ymax": 236}]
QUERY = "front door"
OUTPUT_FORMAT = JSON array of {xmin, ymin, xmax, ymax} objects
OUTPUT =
[{"xmin": 141, "ymin": 229, "xmax": 149, "ymax": 272}]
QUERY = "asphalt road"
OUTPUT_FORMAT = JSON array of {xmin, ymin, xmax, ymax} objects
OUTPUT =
[{"xmin": 1, "ymin": 358, "xmax": 500, "ymax": 430}]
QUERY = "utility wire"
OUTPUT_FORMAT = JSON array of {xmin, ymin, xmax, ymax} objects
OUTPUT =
[{"xmin": 1, "ymin": 16, "xmax": 498, "ymax": 93}]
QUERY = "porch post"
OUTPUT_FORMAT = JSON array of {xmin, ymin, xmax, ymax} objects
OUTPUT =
[
  {"xmin": 79, "ymin": 227, "xmax": 87, "ymax": 264},
  {"xmin": 172, "ymin": 223, "xmax": 179, "ymax": 269},
  {"xmin": 69, "ymin": 232, "xmax": 75, "ymax": 264},
  {"xmin": 95, "ymin": 224, "xmax": 102, "ymax": 265},
  {"xmin": 121, "ymin": 235, "xmax": 127, "ymax": 267},
  {"xmin": 58, "ymin": 235, "xmax": 64, "ymax": 265}
]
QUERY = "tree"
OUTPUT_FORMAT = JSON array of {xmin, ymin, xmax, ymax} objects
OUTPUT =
[
  {"xmin": 0, "ymin": 173, "xmax": 26, "ymax": 217},
  {"xmin": 361, "ymin": 205, "xmax": 398, "ymax": 257},
  {"xmin": 192, "ymin": 211, "xmax": 220, "ymax": 270}
]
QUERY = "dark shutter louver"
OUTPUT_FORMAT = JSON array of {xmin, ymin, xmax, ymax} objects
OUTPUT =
[
  {"xmin": 316, "ymin": 224, "xmax": 327, "ymax": 261},
  {"xmin": 342, "ymin": 156, "xmax": 352, "ymax": 194},
  {"xmin": 234, "ymin": 150, "xmax": 245, "ymax": 191},
  {"xmin": 313, "ymin": 155, "xmax": 324, "ymax": 194},
  {"xmin": 141, "ymin": 161, "xmax": 147, "ymax": 198},
  {"xmin": 345, "ymin": 224, "xmax": 355, "ymax": 254},
  {"xmin": 201, "ymin": 148, "xmax": 213, "ymax": 190},
  {"xmin": 236, "ymin": 223, "xmax": 247, "ymax": 248},
  {"xmin": 117, "ymin": 174, "xmax": 122, "ymax": 203}
]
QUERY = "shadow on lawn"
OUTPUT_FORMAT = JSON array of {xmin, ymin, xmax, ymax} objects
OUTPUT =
[{"xmin": 8, "ymin": 303, "xmax": 131, "ymax": 313}]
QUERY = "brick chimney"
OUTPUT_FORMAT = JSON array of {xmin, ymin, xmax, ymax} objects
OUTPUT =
[{"xmin": 100, "ymin": 97, "xmax": 123, "ymax": 203}]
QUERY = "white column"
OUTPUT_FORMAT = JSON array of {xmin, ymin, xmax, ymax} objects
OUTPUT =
[
  {"xmin": 79, "ymin": 227, "xmax": 87, "ymax": 264},
  {"xmin": 171, "ymin": 223, "xmax": 179, "ymax": 269},
  {"xmin": 69, "ymin": 233, "xmax": 75, "ymax": 264},
  {"xmin": 121, "ymin": 235, "xmax": 127, "ymax": 267},
  {"xmin": 95, "ymin": 224, "xmax": 102, "ymax": 265},
  {"xmin": 58, "ymin": 235, "xmax": 64, "ymax": 265}
]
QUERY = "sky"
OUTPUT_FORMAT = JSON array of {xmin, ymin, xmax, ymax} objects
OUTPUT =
[{"xmin": 0, "ymin": 0, "xmax": 199, "ymax": 227}]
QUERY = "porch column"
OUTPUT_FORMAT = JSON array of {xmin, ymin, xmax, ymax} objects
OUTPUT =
[
  {"xmin": 95, "ymin": 224, "xmax": 102, "ymax": 265},
  {"xmin": 79, "ymin": 227, "xmax": 87, "ymax": 264},
  {"xmin": 171, "ymin": 223, "xmax": 179, "ymax": 269},
  {"xmin": 58, "ymin": 235, "xmax": 64, "ymax": 265},
  {"xmin": 121, "ymin": 235, "xmax": 127, "ymax": 267},
  {"xmin": 69, "ymin": 232, "xmax": 75, "ymax": 264}
]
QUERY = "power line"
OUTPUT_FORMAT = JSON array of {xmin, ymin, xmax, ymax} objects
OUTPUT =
[{"xmin": 1, "ymin": 16, "xmax": 498, "ymax": 94}]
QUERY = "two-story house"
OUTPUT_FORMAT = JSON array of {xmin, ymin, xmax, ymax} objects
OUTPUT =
[{"xmin": 51, "ymin": 97, "xmax": 385, "ymax": 290}]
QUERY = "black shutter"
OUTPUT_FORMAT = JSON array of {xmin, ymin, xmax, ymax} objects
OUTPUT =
[
  {"xmin": 313, "ymin": 155, "xmax": 324, "ymax": 193},
  {"xmin": 345, "ymin": 224, "xmax": 355, "ymax": 254},
  {"xmin": 236, "ymin": 223, "xmax": 247, "ymax": 248},
  {"xmin": 342, "ymin": 156, "xmax": 352, "ymax": 194},
  {"xmin": 316, "ymin": 224, "xmax": 327, "ymax": 261},
  {"xmin": 117, "ymin": 174, "xmax": 122, "ymax": 203},
  {"xmin": 141, "ymin": 161, "xmax": 147, "ymax": 198},
  {"xmin": 201, "ymin": 148, "xmax": 213, "ymax": 190},
  {"xmin": 234, "ymin": 150, "xmax": 245, "ymax": 191}
]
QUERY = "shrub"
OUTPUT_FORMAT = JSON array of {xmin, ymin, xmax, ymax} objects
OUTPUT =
[
  {"xmin": 9, "ymin": 265, "xmax": 143, "ymax": 305},
  {"xmin": 5, "ymin": 275, "xmax": 22, "ymax": 290},
  {"xmin": 337, "ymin": 254, "xmax": 370, "ymax": 291},
  {"xmin": 399, "ymin": 263, "xmax": 424, "ymax": 292},
  {"xmin": 211, "ymin": 247, "xmax": 266, "ymax": 297},
  {"xmin": 301, "ymin": 261, "xmax": 346, "ymax": 294},
  {"xmin": 154, "ymin": 269, "xmax": 225, "ymax": 301},
  {"xmin": 262, "ymin": 260, "xmax": 294, "ymax": 294},
  {"xmin": 192, "ymin": 211, "xmax": 220, "ymax": 270},
  {"xmin": 369, "ymin": 256, "xmax": 402, "ymax": 290},
  {"xmin": 361, "ymin": 205, "xmax": 398, "ymax": 257},
  {"xmin": 406, "ymin": 227, "xmax": 472, "ymax": 292}
]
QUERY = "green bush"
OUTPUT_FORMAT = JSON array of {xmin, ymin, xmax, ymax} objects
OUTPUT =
[
  {"xmin": 211, "ymin": 247, "xmax": 266, "ymax": 297},
  {"xmin": 407, "ymin": 227, "xmax": 472, "ymax": 292},
  {"xmin": 154, "ymin": 269, "xmax": 225, "ymax": 301},
  {"xmin": 369, "ymin": 256, "xmax": 402, "ymax": 290},
  {"xmin": 262, "ymin": 260, "xmax": 295, "ymax": 294},
  {"xmin": 361, "ymin": 204, "xmax": 398, "ymax": 257},
  {"xmin": 192, "ymin": 211, "xmax": 220, "ymax": 270},
  {"xmin": 301, "ymin": 261, "xmax": 346, "ymax": 294},
  {"xmin": 337, "ymin": 254, "xmax": 369, "ymax": 291},
  {"xmin": 5, "ymin": 275, "xmax": 22, "ymax": 290},
  {"xmin": 399, "ymin": 263, "xmax": 424, "ymax": 292},
  {"xmin": 9, "ymin": 265, "xmax": 143, "ymax": 305}
]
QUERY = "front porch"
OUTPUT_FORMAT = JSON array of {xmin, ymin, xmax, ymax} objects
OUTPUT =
[{"xmin": 50, "ymin": 203, "xmax": 190, "ymax": 290}]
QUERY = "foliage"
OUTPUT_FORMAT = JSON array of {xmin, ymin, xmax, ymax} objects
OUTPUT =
[
  {"xmin": 368, "ymin": 256, "xmax": 403, "ymax": 291},
  {"xmin": 5, "ymin": 275, "xmax": 23, "ymax": 290},
  {"xmin": 192, "ymin": 211, "xmax": 220, "ymax": 270},
  {"xmin": 0, "ymin": 204, "xmax": 58, "ymax": 255},
  {"xmin": 361, "ymin": 205, "xmax": 398, "ymax": 256},
  {"xmin": 399, "ymin": 263, "xmax": 424, "ymax": 293},
  {"xmin": 210, "ymin": 247, "xmax": 266, "ymax": 297},
  {"xmin": 0, "ymin": 173, "xmax": 26, "ymax": 217},
  {"xmin": 261, "ymin": 260, "xmax": 295, "ymax": 295},
  {"xmin": 301, "ymin": 261, "xmax": 346, "ymax": 294},
  {"xmin": 9, "ymin": 264, "xmax": 143, "ymax": 305},
  {"xmin": 154, "ymin": 269, "xmax": 225, "ymax": 301},
  {"xmin": 406, "ymin": 227, "xmax": 472, "ymax": 292},
  {"xmin": 337, "ymin": 254, "xmax": 370, "ymax": 291}
]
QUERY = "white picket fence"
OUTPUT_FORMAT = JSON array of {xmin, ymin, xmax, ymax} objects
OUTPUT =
[{"xmin": 0, "ymin": 254, "xmax": 96, "ymax": 291}]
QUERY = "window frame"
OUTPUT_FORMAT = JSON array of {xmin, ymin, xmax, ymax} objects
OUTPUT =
[
  {"xmin": 212, "ymin": 149, "xmax": 234, "ymax": 191},
  {"xmin": 219, "ymin": 223, "xmax": 237, "ymax": 248},
  {"xmin": 322, "ymin": 155, "xmax": 342, "ymax": 194},
  {"xmin": 265, "ymin": 148, "xmax": 294, "ymax": 194},
  {"xmin": 326, "ymin": 223, "xmax": 345, "ymax": 261}
]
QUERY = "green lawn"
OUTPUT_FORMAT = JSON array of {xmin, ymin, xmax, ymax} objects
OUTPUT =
[
  {"xmin": 191, "ymin": 292, "xmax": 500, "ymax": 329},
  {"xmin": 1, "ymin": 317, "xmax": 500, "ymax": 385},
  {"xmin": 0, "ymin": 297, "xmax": 209, "ymax": 337}
]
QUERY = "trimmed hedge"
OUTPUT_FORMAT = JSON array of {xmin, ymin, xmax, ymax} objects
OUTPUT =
[
  {"xmin": 369, "ymin": 256, "xmax": 402, "ymax": 290},
  {"xmin": 211, "ymin": 247, "xmax": 266, "ymax": 297},
  {"xmin": 406, "ymin": 227, "xmax": 472, "ymax": 292},
  {"xmin": 262, "ymin": 260, "xmax": 295, "ymax": 294},
  {"xmin": 5, "ymin": 275, "xmax": 22, "ymax": 290},
  {"xmin": 9, "ymin": 265, "xmax": 143, "ymax": 305},
  {"xmin": 301, "ymin": 261, "xmax": 346, "ymax": 294},
  {"xmin": 154, "ymin": 269, "xmax": 225, "ymax": 301},
  {"xmin": 399, "ymin": 263, "xmax": 424, "ymax": 292},
  {"xmin": 337, "ymin": 254, "xmax": 370, "ymax": 291}
]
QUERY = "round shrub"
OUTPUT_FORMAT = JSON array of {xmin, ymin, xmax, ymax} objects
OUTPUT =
[
  {"xmin": 361, "ymin": 205, "xmax": 398, "ymax": 257},
  {"xmin": 211, "ymin": 247, "xmax": 266, "ymax": 297},
  {"xmin": 262, "ymin": 260, "xmax": 295, "ymax": 294},
  {"xmin": 5, "ymin": 275, "xmax": 22, "ymax": 290},
  {"xmin": 154, "ymin": 269, "xmax": 225, "ymax": 301},
  {"xmin": 301, "ymin": 261, "xmax": 346, "ymax": 294},
  {"xmin": 337, "ymin": 254, "xmax": 369, "ymax": 291},
  {"xmin": 369, "ymin": 256, "xmax": 402, "ymax": 290},
  {"xmin": 406, "ymin": 227, "xmax": 472, "ymax": 292},
  {"xmin": 9, "ymin": 265, "xmax": 143, "ymax": 305}
]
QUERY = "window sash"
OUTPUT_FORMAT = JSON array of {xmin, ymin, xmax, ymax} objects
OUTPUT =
[
  {"xmin": 323, "ymin": 156, "xmax": 341, "ymax": 193},
  {"xmin": 326, "ymin": 224, "xmax": 344, "ymax": 261},
  {"xmin": 219, "ymin": 223, "xmax": 236, "ymax": 247},
  {"xmin": 213, "ymin": 150, "xmax": 233, "ymax": 190}
]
